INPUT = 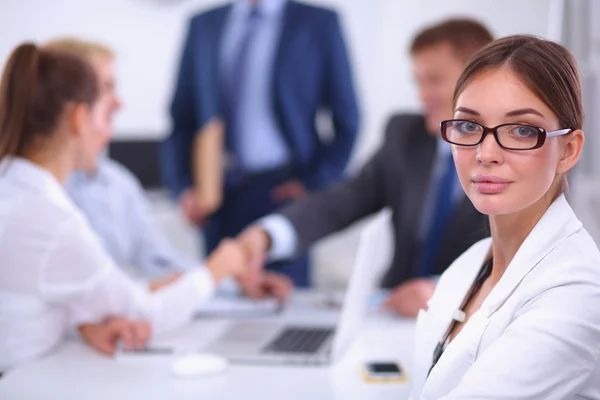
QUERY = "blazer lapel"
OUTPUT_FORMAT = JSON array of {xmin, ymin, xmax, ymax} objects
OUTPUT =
[
  {"xmin": 412, "ymin": 238, "xmax": 492, "ymax": 398},
  {"xmin": 434, "ymin": 237, "xmax": 492, "ymax": 336},
  {"xmin": 206, "ymin": 5, "xmax": 232, "ymax": 119},
  {"xmin": 270, "ymin": 0, "xmax": 302, "ymax": 159},
  {"xmin": 483, "ymin": 195, "xmax": 583, "ymax": 314},
  {"xmin": 272, "ymin": 1, "xmax": 300, "ymax": 80}
]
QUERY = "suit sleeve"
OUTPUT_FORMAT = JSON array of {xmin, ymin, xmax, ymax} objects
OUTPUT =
[
  {"xmin": 161, "ymin": 18, "xmax": 199, "ymax": 199},
  {"xmin": 302, "ymin": 12, "xmax": 360, "ymax": 191},
  {"xmin": 280, "ymin": 118, "xmax": 402, "ymax": 255}
]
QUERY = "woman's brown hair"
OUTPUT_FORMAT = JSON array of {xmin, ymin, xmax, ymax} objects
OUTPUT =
[
  {"xmin": 453, "ymin": 35, "xmax": 584, "ymax": 194},
  {"xmin": 0, "ymin": 42, "xmax": 99, "ymax": 161},
  {"xmin": 454, "ymin": 35, "xmax": 583, "ymax": 130}
]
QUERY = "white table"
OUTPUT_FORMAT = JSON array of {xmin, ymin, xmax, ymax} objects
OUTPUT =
[{"xmin": 0, "ymin": 291, "xmax": 416, "ymax": 400}]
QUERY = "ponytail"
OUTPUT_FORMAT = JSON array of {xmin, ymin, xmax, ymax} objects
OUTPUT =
[
  {"xmin": 0, "ymin": 41, "xmax": 98, "ymax": 163},
  {"xmin": 0, "ymin": 43, "xmax": 40, "ymax": 161}
]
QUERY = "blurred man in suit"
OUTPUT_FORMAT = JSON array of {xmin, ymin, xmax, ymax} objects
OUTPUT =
[
  {"xmin": 161, "ymin": 0, "xmax": 359, "ymax": 287},
  {"xmin": 237, "ymin": 19, "xmax": 494, "ymax": 317}
]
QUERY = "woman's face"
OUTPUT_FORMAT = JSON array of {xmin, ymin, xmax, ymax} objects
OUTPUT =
[
  {"xmin": 75, "ymin": 94, "xmax": 113, "ymax": 173},
  {"xmin": 452, "ymin": 67, "xmax": 568, "ymax": 216},
  {"xmin": 77, "ymin": 58, "xmax": 120, "ymax": 173}
]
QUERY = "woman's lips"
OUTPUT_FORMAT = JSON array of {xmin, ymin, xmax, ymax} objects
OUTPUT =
[{"xmin": 472, "ymin": 175, "xmax": 512, "ymax": 194}]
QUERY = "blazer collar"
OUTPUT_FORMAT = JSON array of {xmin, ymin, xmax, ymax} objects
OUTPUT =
[
  {"xmin": 433, "ymin": 238, "xmax": 492, "ymax": 336},
  {"xmin": 483, "ymin": 195, "xmax": 582, "ymax": 314},
  {"xmin": 273, "ymin": 1, "xmax": 300, "ymax": 66}
]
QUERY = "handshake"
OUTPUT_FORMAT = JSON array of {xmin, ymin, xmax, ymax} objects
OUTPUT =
[
  {"xmin": 204, "ymin": 226, "xmax": 293, "ymax": 302},
  {"xmin": 80, "ymin": 226, "xmax": 291, "ymax": 358}
]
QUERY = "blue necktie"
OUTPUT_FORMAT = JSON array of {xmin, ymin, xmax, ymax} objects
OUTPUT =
[
  {"xmin": 416, "ymin": 153, "xmax": 458, "ymax": 277},
  {"xmin": 221, "ymin": 7, "xmax": 262, "ymax": 187}
]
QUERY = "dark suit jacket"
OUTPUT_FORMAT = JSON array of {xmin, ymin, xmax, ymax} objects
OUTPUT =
[
  {"xmin": 161, "ymin": 1, "xmax": 360, "ymax": 198},
  {"xmin": 281, "ymin": 114, "xmax": 489, "ymax": 288}
]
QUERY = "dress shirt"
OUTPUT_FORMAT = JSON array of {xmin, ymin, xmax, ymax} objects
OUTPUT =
[
  {"xmin": 220, "ymin": 0, "xmax": 291, "ymax": 171},
  {"xmin": 65, "ymin": 157, "xmax": 196, "ymax": 278},
  {"xmin": 0, "ymin": 158, "xmax": 215, "ymax": 372}
]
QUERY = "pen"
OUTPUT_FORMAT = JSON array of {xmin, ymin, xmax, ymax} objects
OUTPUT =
[{"xmin": 120, "ymin": 347, "xmax": 174, "ymax": 354}]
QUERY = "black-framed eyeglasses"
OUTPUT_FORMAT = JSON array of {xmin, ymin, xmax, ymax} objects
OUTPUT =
[{"xmin": 440, "ymin": 119, "xmax": 572, "ymax": 150}]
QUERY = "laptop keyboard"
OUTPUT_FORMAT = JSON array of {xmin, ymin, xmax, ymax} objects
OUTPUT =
[{"xmin": 262, "ymin": 327, "xmax": 334, "ymax": 354}]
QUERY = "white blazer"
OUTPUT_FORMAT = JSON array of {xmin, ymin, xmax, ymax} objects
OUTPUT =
[{"xmin": 409, "ymin": 195, "xmax": 600, "ymax": 400}]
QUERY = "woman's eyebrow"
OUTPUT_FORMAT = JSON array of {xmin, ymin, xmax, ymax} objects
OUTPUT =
[
  {"xmin": 455, "ymin": 107, "xmax": 479, "ymax": 115},
  {"xmin": 505, "ymin": 108, "xmax": 546, "ymax": 119},
  {"xmin": 455, "ymin": 107, "xmax": 546, "ymax": 120}
]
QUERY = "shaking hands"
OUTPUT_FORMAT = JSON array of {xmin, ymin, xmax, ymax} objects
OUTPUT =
[{"xmin": 204, "ymin": 227, "xmax": 293, "ymax": 302}]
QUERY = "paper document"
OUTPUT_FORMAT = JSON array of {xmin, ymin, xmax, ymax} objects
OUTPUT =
[{"xmin": 196, "ymin": 296, "xmax": 282, "ymax": 318}]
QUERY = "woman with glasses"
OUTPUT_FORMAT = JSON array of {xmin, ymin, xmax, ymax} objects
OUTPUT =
[{"xmin": 409, "ymin": 35, "xmax": 600, "ymax": 399}]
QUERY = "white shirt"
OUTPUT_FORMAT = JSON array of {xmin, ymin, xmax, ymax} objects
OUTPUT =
[
  {"xmin": 0, "ymin": 158, "xmax": 216, "ymax": 372},
  {"xmin": 65, "ymin": 157, "xmax": 197, "ymax": 278},
  {"xmin": 409, "ymin": 195, "xmax": 600, "ymax": 399}
]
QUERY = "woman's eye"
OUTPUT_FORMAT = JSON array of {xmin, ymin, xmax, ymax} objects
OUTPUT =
[
  {"xmin": 455, "ymin": 121, "xmax": 478, "ymax": 132},
  {"xmin": 512, "ymin": 126, "xmax": 539, "ymax": 137}
]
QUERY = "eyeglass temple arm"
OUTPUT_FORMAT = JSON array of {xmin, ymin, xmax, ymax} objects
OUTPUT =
[{"xmin": 547, "ymin": 128, "xmax": 572, "ymax": 137}]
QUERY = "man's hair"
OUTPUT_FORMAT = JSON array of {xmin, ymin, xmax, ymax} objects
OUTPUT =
[
  {"xmin": 43, "ymin": 37, "xmax": 115, "ymax": 63},
  {"xmin": 410, "ymin": 18, "xmax": 494, "ymax": 61}
]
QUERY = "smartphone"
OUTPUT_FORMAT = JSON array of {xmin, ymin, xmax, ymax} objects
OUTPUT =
[{"xmin": 362, "ymin": 361, "xmax": 407, "ymax": 383}]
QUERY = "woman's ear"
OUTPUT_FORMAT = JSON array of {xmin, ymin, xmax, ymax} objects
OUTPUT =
[
  {"xmin": 557, "ymin": 129, "xmax": 584, "ymax": 175},
  {"xmin": 66, "ymin": 103, "xmax": 90, "ymax": 138}
]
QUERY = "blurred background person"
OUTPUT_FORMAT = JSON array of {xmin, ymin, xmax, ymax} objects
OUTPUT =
[
  {"xmin": 161, "ymin": 0, "xmax": 360, "ymax": 287},
  {"xmin": 238, "ymin": 18, "xmax": 493, "ymax": 317},
  {"xmin": 0, "ymin": 43, "xmax": 249, "ymax": 373},
  {"xmin": 47, "ymin": 38, "xmax": 291, "ymax": 300}
]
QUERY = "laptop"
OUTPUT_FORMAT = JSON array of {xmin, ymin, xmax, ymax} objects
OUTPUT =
[{"xmin": 206, "ymin": 210, "xmax": 391, "ymax": 366}]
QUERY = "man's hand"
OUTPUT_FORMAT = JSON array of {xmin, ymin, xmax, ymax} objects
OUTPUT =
[
  {"xmin": 78, "ymin": 317, "xmax": 151, "ymax": 356},
  {"xmin": 271, "ymin": 180, "xmax": 306, "ymax": 203},
  {"xmin": 205, "ymin": 238, "xmax": 249, "ymax": 284},
  {"xmin": 236, "ymin": 225, "xmax": 271, "ymax": 273},
  {"xmin": 179, "ymin": 188, "xmax": 205, "ymax": 225},
  {"xmin": 383, "ymin": 278, "xmax": 436, "ymax": 318},
  {"xmin": 238, "ymin": 271, "xmax": 293, "ymax": 303}
]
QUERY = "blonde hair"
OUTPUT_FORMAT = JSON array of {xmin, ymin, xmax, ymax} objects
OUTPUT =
[{"xmin": 43, "ymin": 38, "xmax": 115, "ymax": 63}]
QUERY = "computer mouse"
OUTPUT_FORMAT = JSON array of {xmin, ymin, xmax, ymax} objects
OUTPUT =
[{"xmin": 170, "ymin": 353, "xmax": 229, "ymax": 378}]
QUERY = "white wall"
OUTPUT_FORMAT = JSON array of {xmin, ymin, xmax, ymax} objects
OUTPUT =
[
  {"xmin": 0, "ymin": 0, "xmax": 557, "ymax": 288},
  {"xmin": 0, "ymin": 0, "xmax": 552, "ymax": 167}
]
